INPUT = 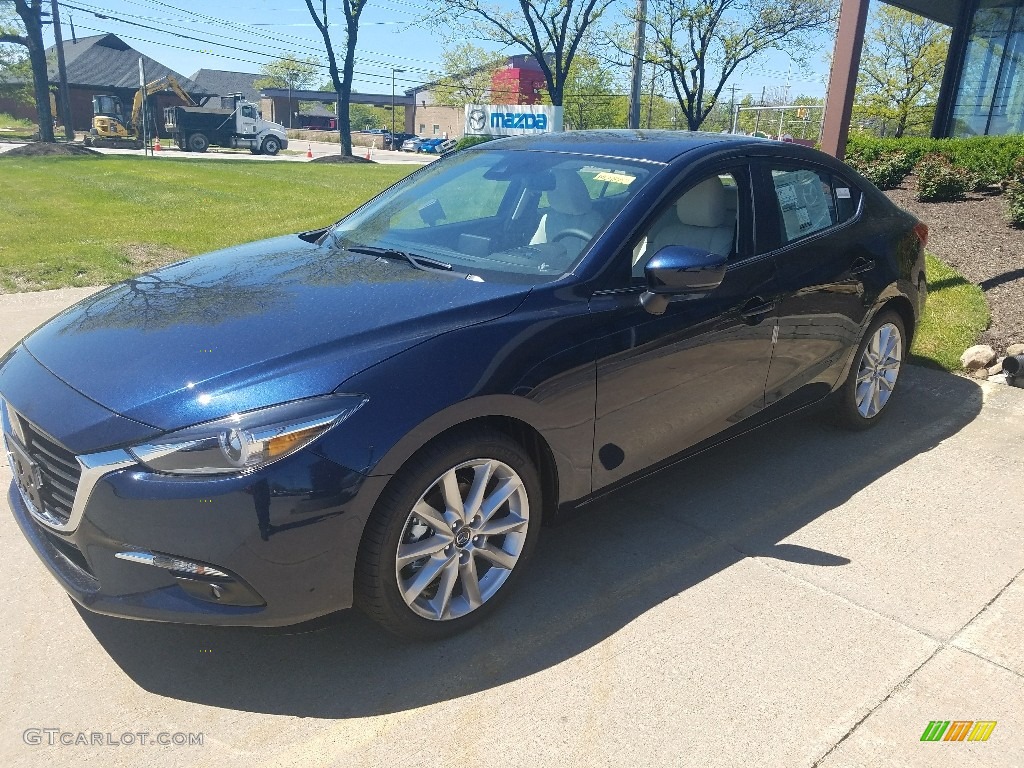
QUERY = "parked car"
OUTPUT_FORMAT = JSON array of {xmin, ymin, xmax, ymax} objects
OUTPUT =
[
  {"xmin": 418, "ymin": 137, "xmax": 457, "ymax": 155},
  {"xmin": 400, "ymin": 136, "xmax": 425, "ymax": 152},
  {"xmin": 1, "ymin": 131, "xmax": 927, "ymax": 641},
  {"xmin": 383, "ymin": 132, "xmax": 416, "ymax": 151}
]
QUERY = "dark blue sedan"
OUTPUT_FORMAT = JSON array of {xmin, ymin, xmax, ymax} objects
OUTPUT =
[{"xmin": 0, "ymin": 131, "xmax": 927, "ymax": 639}]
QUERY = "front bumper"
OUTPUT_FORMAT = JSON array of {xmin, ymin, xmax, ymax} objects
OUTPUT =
[{"xmin": 6, "ymin": 448, "xmax": 389, "ymax": 626}]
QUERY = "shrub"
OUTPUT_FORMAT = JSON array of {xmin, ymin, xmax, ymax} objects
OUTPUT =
[
  {"xmin": 847, "ymin": 134, "xmax": 1024, "ymax": 185},
  {"xmin": 1006, "ymin": 157, "xmax": 1024, "ymax": 227},
  {"xmin": 916, "ymin": 153, "xmax": 970, "ymax": 202},
  {"xmin": 847, "ymin": 150, "xmax": 914, "ymax": 189},
  {"xmin": 1007, "ymin": 180, "xmax": 1024, "ymax": 227},
  {"xmin": 454, "ymin": 135, "xmax": 495, "ymax": 151}
]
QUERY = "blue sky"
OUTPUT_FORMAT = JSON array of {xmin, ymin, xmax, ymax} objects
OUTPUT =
[{"xmin": 46, "ymin": 0, "xmax": 836, "ymax": 100}]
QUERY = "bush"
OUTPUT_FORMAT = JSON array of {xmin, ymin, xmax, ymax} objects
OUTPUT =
[
  {"xmin": 454, "ymin": 135, "xmax": 495, "ymax": 151},
  {"xmin": 846, "ymin": 134, "xmax": 1024, "ymax": 185},
  {"xmin": 915, "ymin": 153, "xmax": 970, "ymax": 202},
  {"xmin": 1006, "ymin": 157, "xmax": 1024, "ymax": 227},
  {"xmin": 847, "ymin": 150, "xmax": 914, "ymax": 189}
]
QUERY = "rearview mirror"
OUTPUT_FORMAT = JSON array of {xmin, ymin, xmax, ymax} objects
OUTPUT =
[{"xmin": 641, "ymin": 246, "xmax": 727, "ymax": 315}]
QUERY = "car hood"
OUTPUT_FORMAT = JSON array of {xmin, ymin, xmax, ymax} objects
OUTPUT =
[{"xmin": 24, "ymin": 235, "xmax": 531, "ymax": 432}]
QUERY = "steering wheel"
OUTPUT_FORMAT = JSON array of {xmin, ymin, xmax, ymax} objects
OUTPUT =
[{"xmin": 551, "ymin": 228, "xmax": 593, "ymax": 244}]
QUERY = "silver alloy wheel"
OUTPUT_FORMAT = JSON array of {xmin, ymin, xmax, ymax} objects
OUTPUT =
[
  {"xmin": 395, "ymin": 458, "xmax": 530, "ymax": 621},
  {"xmin": 856, "ymin": 322, "xmax": 902, "ymax": 418}
]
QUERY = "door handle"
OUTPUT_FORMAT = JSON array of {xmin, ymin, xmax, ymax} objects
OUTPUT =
[
  {"xmin": 740, "ymin": 297, "xmax": 776, "ymax": 322},
  {"xmin": 850, "ymin": 257, "xmax": 875, "ymax": 275}
]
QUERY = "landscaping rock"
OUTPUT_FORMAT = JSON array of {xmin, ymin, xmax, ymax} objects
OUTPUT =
[
  {"xmin": 971, "ymin": 367, "xmax": 990, "ymax": 380},
  {"xmin": 1007, "ymin": 343, "xmax": 1024, "ymax": 357},
  {"xmin": 961, "ymin": 344, "xmax": 997, "ymax": 370},
  {"xmin": 989, "ymin": 358, "xmax": 1004, "ymax": 375}
]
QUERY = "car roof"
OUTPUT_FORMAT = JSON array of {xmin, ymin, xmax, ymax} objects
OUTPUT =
[{"xmin": 472, "ymin": 130, "xmax": 777, "ymax": 164}]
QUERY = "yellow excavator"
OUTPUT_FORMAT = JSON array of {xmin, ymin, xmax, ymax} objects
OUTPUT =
[{"xmin": 85, "ymin": 75, "xmax": 197, "ymax": 149}]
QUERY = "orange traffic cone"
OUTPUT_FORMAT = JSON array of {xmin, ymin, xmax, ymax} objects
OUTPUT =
[
  {"xmin": 365, "ymin": 144, "xmax": 371, "ymax": 161},
  {"xmin": 306, "ymin": 145, "xmax": 313, "ymax": 159},
  {"xmin": 153, "ymin": 136, "xmax": 161, "ymax": 152}
]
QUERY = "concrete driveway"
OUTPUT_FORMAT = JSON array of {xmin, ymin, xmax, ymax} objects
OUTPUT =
[{"xmin": 1, "ymin": 289, "xmax": 1022, "ymax": 768}]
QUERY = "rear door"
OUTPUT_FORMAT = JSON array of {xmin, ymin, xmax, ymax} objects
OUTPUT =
[{"xmin": 755, "ymin": 160, "xmax": 869, "ymax": 412}]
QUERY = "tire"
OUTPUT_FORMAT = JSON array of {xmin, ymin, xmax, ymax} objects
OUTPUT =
[
  {"xmin": 262, "ymin": 136, "xmax": 281, "ymax": 156},
  {"xmin": 355, "ymin": 429, "xmax": 542, "ymax": 640},
  {"xmin": 187, "ymin": 132, "xmax": 209, "ymax": 153},
  {"xmin": 835, "ymin": 310, "xmax": 906, "ymax": 430}
]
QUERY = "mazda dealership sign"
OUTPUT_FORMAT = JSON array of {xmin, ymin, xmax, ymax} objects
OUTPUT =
[{"xmin": 465, "ymin": 104, "xmax": 563, "ymax": 137}]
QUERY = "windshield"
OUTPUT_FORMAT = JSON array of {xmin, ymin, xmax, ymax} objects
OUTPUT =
[{"xmin": 330, "ymin": 149, "xmax": 657, "ymax": 282}]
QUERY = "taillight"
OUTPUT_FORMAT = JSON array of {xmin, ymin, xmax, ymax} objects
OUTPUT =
[{"xmin": 913, "ymin": 222, "xmax": 929, "ymax": 248}]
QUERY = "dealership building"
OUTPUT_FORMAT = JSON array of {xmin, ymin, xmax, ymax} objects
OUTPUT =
[{"xmin": 824, "ymin": 0, "xmax": 1024, "ymax": 155}]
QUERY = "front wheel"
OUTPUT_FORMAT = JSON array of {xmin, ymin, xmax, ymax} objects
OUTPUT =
[
  {"xmin": 835, "ymin": 310, "xmax": 906, "ymax": 430},
  {"xmin": 261, "ymin": 136, "xmax": 281, "ymax": 156},
  {"xmin": 355, "ymin": 430, "xmax": 541, "ymax": 640}
]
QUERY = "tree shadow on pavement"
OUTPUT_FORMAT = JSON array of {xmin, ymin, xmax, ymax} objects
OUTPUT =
[{"xmin": 79, "ymin": 366, "xmax": 983, "ymax": 718}]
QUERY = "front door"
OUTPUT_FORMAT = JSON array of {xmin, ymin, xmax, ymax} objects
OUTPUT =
[{"xmin": 590, "ymin": 165, "xmax": 778, "ymax": 488}]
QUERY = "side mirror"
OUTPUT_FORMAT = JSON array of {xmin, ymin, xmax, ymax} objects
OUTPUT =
[{"xmin": 641, "ymin": 246, "xmax": 727, "ymax": 315}]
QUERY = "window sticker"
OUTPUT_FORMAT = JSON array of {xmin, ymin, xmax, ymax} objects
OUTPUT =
[
  {"xmin": 776, "ymin": 183, "xmax": 798, "ymax": 211},
  {"xmin": 593, "ymin": 171, "xmax": 636, "ymax": 185},
  {"xmin": 836, "ymin": 187, "xmax": 852, "ymax": 199}
]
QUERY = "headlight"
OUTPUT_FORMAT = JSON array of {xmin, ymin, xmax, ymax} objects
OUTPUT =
[{"xmin": 129, "ymin": 394, "xmax": 366, "ymax": 475}]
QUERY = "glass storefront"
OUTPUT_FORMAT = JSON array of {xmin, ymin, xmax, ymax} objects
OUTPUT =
[{"xmin": 951, "ymin": 0, "xmax": 1024, "ymax": 136}]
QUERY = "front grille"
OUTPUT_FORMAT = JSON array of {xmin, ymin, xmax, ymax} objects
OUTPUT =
[{"xmin": 10, "ymin": 412, "xmax": 81, "ymax": 527}]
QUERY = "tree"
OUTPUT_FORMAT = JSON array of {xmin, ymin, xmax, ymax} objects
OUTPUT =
[
  {"xmin": 303, "ymin": 0, "xmax": 368, "ymax": 156},
  {"xmin": 0, "ymin": 7, "xmax": 32, "ymax": 107},
  {"xmin": 0, "ymin": 0, "xmax": 53, "ymax": 141},
  {"xmin": 431, "ymin": 43, "xmax": 506, "ymax": 107},
  {"xmin": 440, "ymin": 0, "xmax": 617, "ymax": 107},
  {"xmin": 253, "ymin": 54, "xmax": 323, "ymax": 91},
  {"xmin": 647, "ymin": 0, "xmax": 834, "ymax": 131},
  {"xmin": 854, "ymin": 6, "xmax": 950, "ymax": 138},
  {"xmin": 561, "ymin": 51, "xmax": 621, "ymax": 129}
]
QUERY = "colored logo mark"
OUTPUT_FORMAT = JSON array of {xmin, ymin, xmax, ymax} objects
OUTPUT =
[{"xmin": 921, "ymin": 720, "xmax": 997, "ymax": 742}]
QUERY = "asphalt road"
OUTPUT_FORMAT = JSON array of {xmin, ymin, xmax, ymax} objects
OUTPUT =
[{"xmin": 1, "ymin": 288, "xmax": 1023, "ymax": 768}]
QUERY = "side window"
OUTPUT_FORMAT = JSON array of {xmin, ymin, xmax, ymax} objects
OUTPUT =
[
  {"xmin": 630, "ymin": 171, "xmax": 742, "ymax": 280},
  {"xmin": 832, "ymin": 175, "xmax": 862, "ymax": 223},
  {"xmin": 241, "ymin": 105, "xmax": 255, "ymax": 119},
  {"xmin": 769, "ymin": 167, "xmax": 837, "ymax": 245}
]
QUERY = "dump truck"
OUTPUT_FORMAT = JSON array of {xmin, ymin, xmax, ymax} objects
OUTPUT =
[
  {"xmin": 85, "ymin": 75, "xmax": 196, "ymax": 149},
  {"xmin": 164, "ymin": 94, "xmax": 289, "ymax": 155}
]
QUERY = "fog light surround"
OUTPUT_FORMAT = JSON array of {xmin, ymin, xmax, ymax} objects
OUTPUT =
[{"xmin": 115, "ymin": 550, "xmax": 230, "ymax": 578}]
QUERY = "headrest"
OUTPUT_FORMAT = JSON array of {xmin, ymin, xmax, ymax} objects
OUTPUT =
[
  {"xmin": 548, "ymin": 168, "xmax": 594, "ymax": 215},
  {"xmin": 676, "ymin": 176, "xmax": 727, "ymax": 228}
]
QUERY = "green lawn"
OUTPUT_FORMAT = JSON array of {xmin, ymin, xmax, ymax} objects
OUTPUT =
[
  {"xmin": 0, "ymin": 112, "xmax": 37, "ymax": 141},
  {"xmin": 910, "ymin": 252, "xmax": 990, "ymax": 371},
  {"xmin": 0, "ymin": 156, "xmax": 989, "ymax": 372},
  {"xmin": 0, "ymin": 155, "xmax": 412, "ymax": 290}
]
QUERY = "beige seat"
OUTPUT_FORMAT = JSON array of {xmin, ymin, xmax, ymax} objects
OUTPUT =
[
  {"xmin": 636, "ymin": 176, "xmax": 735, "ymax": 277},
  {"xmin": 530, "ymin": 168, "xmax": 604, "ymax": 259}
]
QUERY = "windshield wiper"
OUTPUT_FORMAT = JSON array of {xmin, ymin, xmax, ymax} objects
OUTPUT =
[{"xmin": 345, "ymin": 245, "xmax": 452, "ymax": 272}]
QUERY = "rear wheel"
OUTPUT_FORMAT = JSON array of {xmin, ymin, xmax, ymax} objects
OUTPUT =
[
  {"xmin": 835, "ymin": 310, "xmax": 906, "ymax": 430},
  {"xmin": 187, "ymin": 132, "xmax": 209, "ymax": 153},
  {"xmin": 355, "ymin": 430, "xmax": 541, "ymax": 640}
]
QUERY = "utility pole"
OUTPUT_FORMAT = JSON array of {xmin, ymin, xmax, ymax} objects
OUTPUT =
[
  {"xmin": 49, "ymin": 0, "xmax": 74, "ymax": 141},
  {"xmin": 753, "ymin": 85, "xmax": 766, "ymax": 134},
  {"xmin": 627, "ymin": 0, "xmax": 647, "ymax": 130},
  {"xmin": 391, "ymin": 67, "xmax": 405, "ymax": 137},
  {"xmin": 727, "ymin": 84, "xmax": 739, "ymax": 133}
]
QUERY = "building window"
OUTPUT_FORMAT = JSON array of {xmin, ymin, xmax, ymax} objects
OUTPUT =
[
  {"xmin": 433, "ymin": 124, "xmax": 440, "ymax": 135},
  {"xmin": 419, "ymin": 123, "xmax": 425, "ymax": 134},
  {"xmin": 952, "ymin": 0, "xmax": 1024, "ymax": 136}
]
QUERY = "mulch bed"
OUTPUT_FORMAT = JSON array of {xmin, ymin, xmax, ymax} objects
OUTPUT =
[
  {"xmin": 884, "ymin": 178, "xmax": 1023, "ymax": 354},
  {"xmin": 309, "ymin": 154, "xmax": 375, "ymax": 164},
  {"xmin": 1, "ymin": 142, "xmax": 100, "ymax": 157}
]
